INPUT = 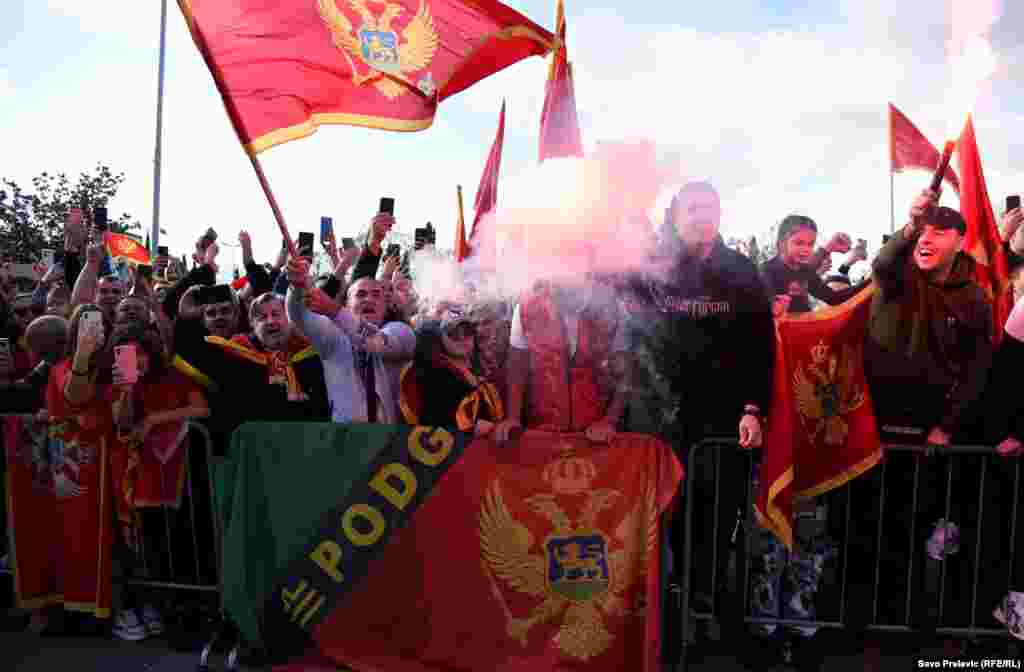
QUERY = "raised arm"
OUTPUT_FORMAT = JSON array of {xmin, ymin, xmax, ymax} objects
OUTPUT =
[
  {"xmin": 70, "ymin": 243, "xmax": 104, "ymax": 308},
  {"xmin": 285, "ymin": 260, "xmax": 340, "ymax": 359}
]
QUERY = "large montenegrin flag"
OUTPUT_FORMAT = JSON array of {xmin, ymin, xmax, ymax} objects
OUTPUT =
[
  {"xmin": 177, "ymin": 0, "xmax": 554, "ymax": 154},
  {"xmin": 213, "ymin": 423, "xmax": 681, "ymax": 672}
]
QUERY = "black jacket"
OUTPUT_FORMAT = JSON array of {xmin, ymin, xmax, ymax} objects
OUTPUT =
[{"xmin": 623, "ymin": 237, "xmax": 774, "ymax": 440}]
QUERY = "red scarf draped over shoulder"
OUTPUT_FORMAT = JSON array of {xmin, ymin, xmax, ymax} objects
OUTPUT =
[{"xmin": 205, "ymin": 333, "xmax": 315, "ymax": 401}]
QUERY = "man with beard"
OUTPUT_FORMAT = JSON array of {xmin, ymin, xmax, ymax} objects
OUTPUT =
[
  {"xmin": 174, "ymin": 290, "xmax": 329, "ymax": 444},
  {"xmin": 286, "ymin": 261, "xmax": 414, "ymax": 423},
  {"xmin": 171, "ymin": 283, "xmax": 241, "ymax": 373},
  {"xmin": 622, "ymin": 181, "xmax": 776, "ymax": 666},
  {"xmin": 70, "ymin": 242, "xmax": 125, "ymax": 320}
]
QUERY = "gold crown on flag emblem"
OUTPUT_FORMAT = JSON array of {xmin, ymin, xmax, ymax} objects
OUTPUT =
[{"xmin": 543, "ymin": 448, "xmax": 597, "ymax": 496}]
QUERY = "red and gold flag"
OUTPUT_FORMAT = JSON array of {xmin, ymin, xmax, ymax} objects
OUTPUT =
[
  {"xmin": 104, "ymin": 232, "xmax": 151, "ymax": 266},
  {"xmin": 538, "ymin": 0, "xmax": 583, "ymax": 162},
  {"xmin": 957, "ymin": 116, "xmax": 1012, "ymax": 344},
  {"xmin": 4, "ymin": 416, "xmax": 62, "ymax": 611},
  {"xmin": 178, "ymin": 0, "xmax": 553, "ymax": 154},
  {"xmin": 468, "ymin": 100, "xmax": 506, "ymax": 266},
  {"xmin": 889, "ymin": 103, "xmax": 960, "ymax": 194},
  {"xmin": 257, "ymin": 429, "xmax": 681, "ymax": 672},
  {"xmin": 756, "ymin": 289, "xmax": 883, "ymax": 548}
]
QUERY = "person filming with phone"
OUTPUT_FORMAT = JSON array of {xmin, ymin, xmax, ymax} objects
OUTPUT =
[
  {"xmin": 351, "ymin": 198, "xmax": 396, "ymax": 282},
  {"xmin": 286, "ymin": 253, "xmax": 415, "ymax": 424}
]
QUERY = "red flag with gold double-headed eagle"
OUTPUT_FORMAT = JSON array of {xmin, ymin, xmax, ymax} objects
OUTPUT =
[
  {"xmin": 177, "ymin": 0, "xmax": 554, "ymax": 155},
  {"xmin": 755, "ymin": 288, "xmax": 883, "ymax": 548},
  {"xmin": 104, "ymin": 232, "xmax": 151, "ymax": 266}
]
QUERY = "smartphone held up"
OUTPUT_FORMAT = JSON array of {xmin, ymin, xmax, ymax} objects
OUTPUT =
[{"xmin": 113, "ymin": 344, "xmax": 139, "ymax": 386}]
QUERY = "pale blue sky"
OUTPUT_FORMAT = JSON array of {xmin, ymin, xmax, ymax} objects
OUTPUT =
[{"xmin": 3, "ymin": 0, "xmax": 1023, "ymax": 273}]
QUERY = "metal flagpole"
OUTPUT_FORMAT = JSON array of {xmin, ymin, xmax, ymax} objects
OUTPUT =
[
  {"xmin": 151, "ymin": 0, "xmax": 169, "ymax": 255},
  {"xmin": 890, "ymin": 172, "xmax": 896, "ymax": 233}
]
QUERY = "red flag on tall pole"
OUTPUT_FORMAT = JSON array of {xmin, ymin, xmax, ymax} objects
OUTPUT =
[
  {"xmin": 957, "ymin": 116, "xmax": 1012, "ymax": 344},
  {"xmin": 538, "ymin": 0, "xmax": 583, "ymax": 162},
  {"xmin": 455, "ymin": 185, "xmax": 470, "ymax": 262},
  {"xmin": 179, "ymin": 0, "xmax": 554, "ymax": 154},
  {"xmin": 889, "ymin": 103, "xmax": 960, "ymax": 193},
  {"xmin": 468, "ymin": 100, "xmax": 506, "ymax": 266},
  {"xmin": 177, "ymin": 0, "xmax": 554, "ymax": 258}
]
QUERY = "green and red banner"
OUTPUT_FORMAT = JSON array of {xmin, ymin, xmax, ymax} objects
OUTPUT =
[{"xmin": 215, "ymin": 423, "xmax": 681, "ymax": 672}]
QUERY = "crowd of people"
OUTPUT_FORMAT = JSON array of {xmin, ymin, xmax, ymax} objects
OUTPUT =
[{"xmin": 1, "ymin": 183, "xmax": 1024, "ymax": 670}]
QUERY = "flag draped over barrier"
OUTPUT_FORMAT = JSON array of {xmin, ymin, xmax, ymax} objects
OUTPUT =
[
  {"xmin": 177, "ymin": 0, "xmax": 554, "ymax": 154},
  {"xmin": 756, "ymin": 288, "xmax": 884, "ymax": 548},
  {"xmin": 213, "ymin": 423, "xmax": 681, "ymax": 672}
]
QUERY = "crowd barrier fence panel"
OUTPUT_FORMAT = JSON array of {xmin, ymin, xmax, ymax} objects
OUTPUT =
[{"xmin": 675, "ymin": 438, "xmax": 1024, "ymax": 671}]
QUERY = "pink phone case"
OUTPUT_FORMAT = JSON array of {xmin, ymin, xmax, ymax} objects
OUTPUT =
[{"xmin": 114, "ymin": 345, "xmax": 139, "ymax": 385}]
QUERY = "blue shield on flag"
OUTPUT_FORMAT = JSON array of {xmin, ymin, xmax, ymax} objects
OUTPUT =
[
  {"xmin": 359, "ymin": 30, "xmax": 400, "ymax": 73},
  {"xmin": 545, "ymin": 534, "xmax": 611, "ymax": 601}
]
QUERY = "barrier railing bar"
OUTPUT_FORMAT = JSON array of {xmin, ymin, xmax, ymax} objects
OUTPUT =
[
  {"xmin": 871, "ymin": 458, "xmax": 887, "ymax": 625},
  {"xmin": 160, "ymin": 465, "xmax": 176, "ymax": 582},
  {"xmin": 709, "ymin": 447, "xmax": 722, "ymax": 607},
  {"xmin": 938, "ymin": 455, "xmax": 954, "ymax": 624},
  {"xmin": 677, "ymin": 442, "xmax": 698, "ymax": 672},
  {"xmin": 685, "ymin": 610, "xmax": 1010, "ymax": 638},
  {"xmin": 839, "ymin": 475, "xmax": 852, "ymax": 626},
  {"xmin": 905, "ymin": 457, "xmax": 921, "ymax": 626},
  {"xmin": 1009, "ymin": 459, "xmax": 1021, "ymax": 602},
  {"xmin": 740, "ymin": 453, "xmax": 753, "ymax": 622},
  {"xmin": 185, "ymin": 438, "xmax": 202, "ymax": 585},
  {"xmin": 969, "ymin": 457, "xmax": 986, "ymax": 632}
]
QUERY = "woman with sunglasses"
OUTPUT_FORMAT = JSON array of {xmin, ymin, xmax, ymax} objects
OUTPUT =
[{"xmin": 399, "ymin": 307, "xmax": 504, "ymax": 435}]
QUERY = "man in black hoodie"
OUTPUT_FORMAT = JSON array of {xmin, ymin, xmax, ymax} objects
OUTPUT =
[{"xmin": 623, "ymin": 181, "xmax": 775, "ymax": 663}]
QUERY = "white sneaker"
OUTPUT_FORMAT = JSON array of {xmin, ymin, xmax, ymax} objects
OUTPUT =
[
  {"xmin": 113, "ymin": 609, "xmax": 147, "ymax": 641},
  {"xmin": 140, "ymin": 604, "xmax": 164, "ymax": 636}
]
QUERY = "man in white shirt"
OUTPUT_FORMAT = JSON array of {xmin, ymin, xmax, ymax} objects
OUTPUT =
[{"xmin": 286, "ymin": 259, "xmax": 415, "ymax": 423}]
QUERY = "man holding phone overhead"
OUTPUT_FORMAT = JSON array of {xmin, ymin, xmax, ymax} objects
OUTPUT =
[
  {"xmin": 1002, "ymin": 194, "xmax": 1024, "ymax": 264},
  {"xmin": 352, "ymin": 198, "xmax": 396, "ymax": 282}
]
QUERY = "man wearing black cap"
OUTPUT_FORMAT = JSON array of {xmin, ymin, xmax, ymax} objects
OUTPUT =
[
  {"xmin": 865, "ymin": 189, "xmax": 994, "ymax": 444},
  {"xmin": 844, "ymin": 189, "xmax": 995, "ymax": 642}
]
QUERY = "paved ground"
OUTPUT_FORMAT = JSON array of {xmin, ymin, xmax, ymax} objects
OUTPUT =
[{"xmin": 2, "ymin": 613, "xmax": 1022, "ymax": 671}]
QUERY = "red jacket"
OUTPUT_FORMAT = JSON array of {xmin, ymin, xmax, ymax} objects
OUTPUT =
[{"xmin": 519, "ymin": 291, "xmax": 618, "ymax": 431}]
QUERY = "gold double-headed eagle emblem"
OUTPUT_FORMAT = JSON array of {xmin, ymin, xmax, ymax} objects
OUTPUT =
[
  {"xmin": 317, "ymin": 0, "xmax": 439, "ymax": 100},
  {"xmin": 792, "ymin": 339, "xmax": 865, "ymax": 446},
  {"xmin": 478, "ymin": 448, "xmax": 655, "ymax": 660}
]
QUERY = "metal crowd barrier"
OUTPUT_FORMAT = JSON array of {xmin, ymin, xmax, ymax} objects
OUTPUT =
[
  {"xmin": 674, "ymin": 437, "xmax": 1024, "ymax": 671},
  {"xmin": 0, "ymin": 417, "xmax": 228, "ymax": 664}
]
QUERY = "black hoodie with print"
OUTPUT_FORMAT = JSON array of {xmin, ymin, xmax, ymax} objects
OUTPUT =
[{"xmin": 623, "ymin": 237, "xmax": 775, "ymax": 442}]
